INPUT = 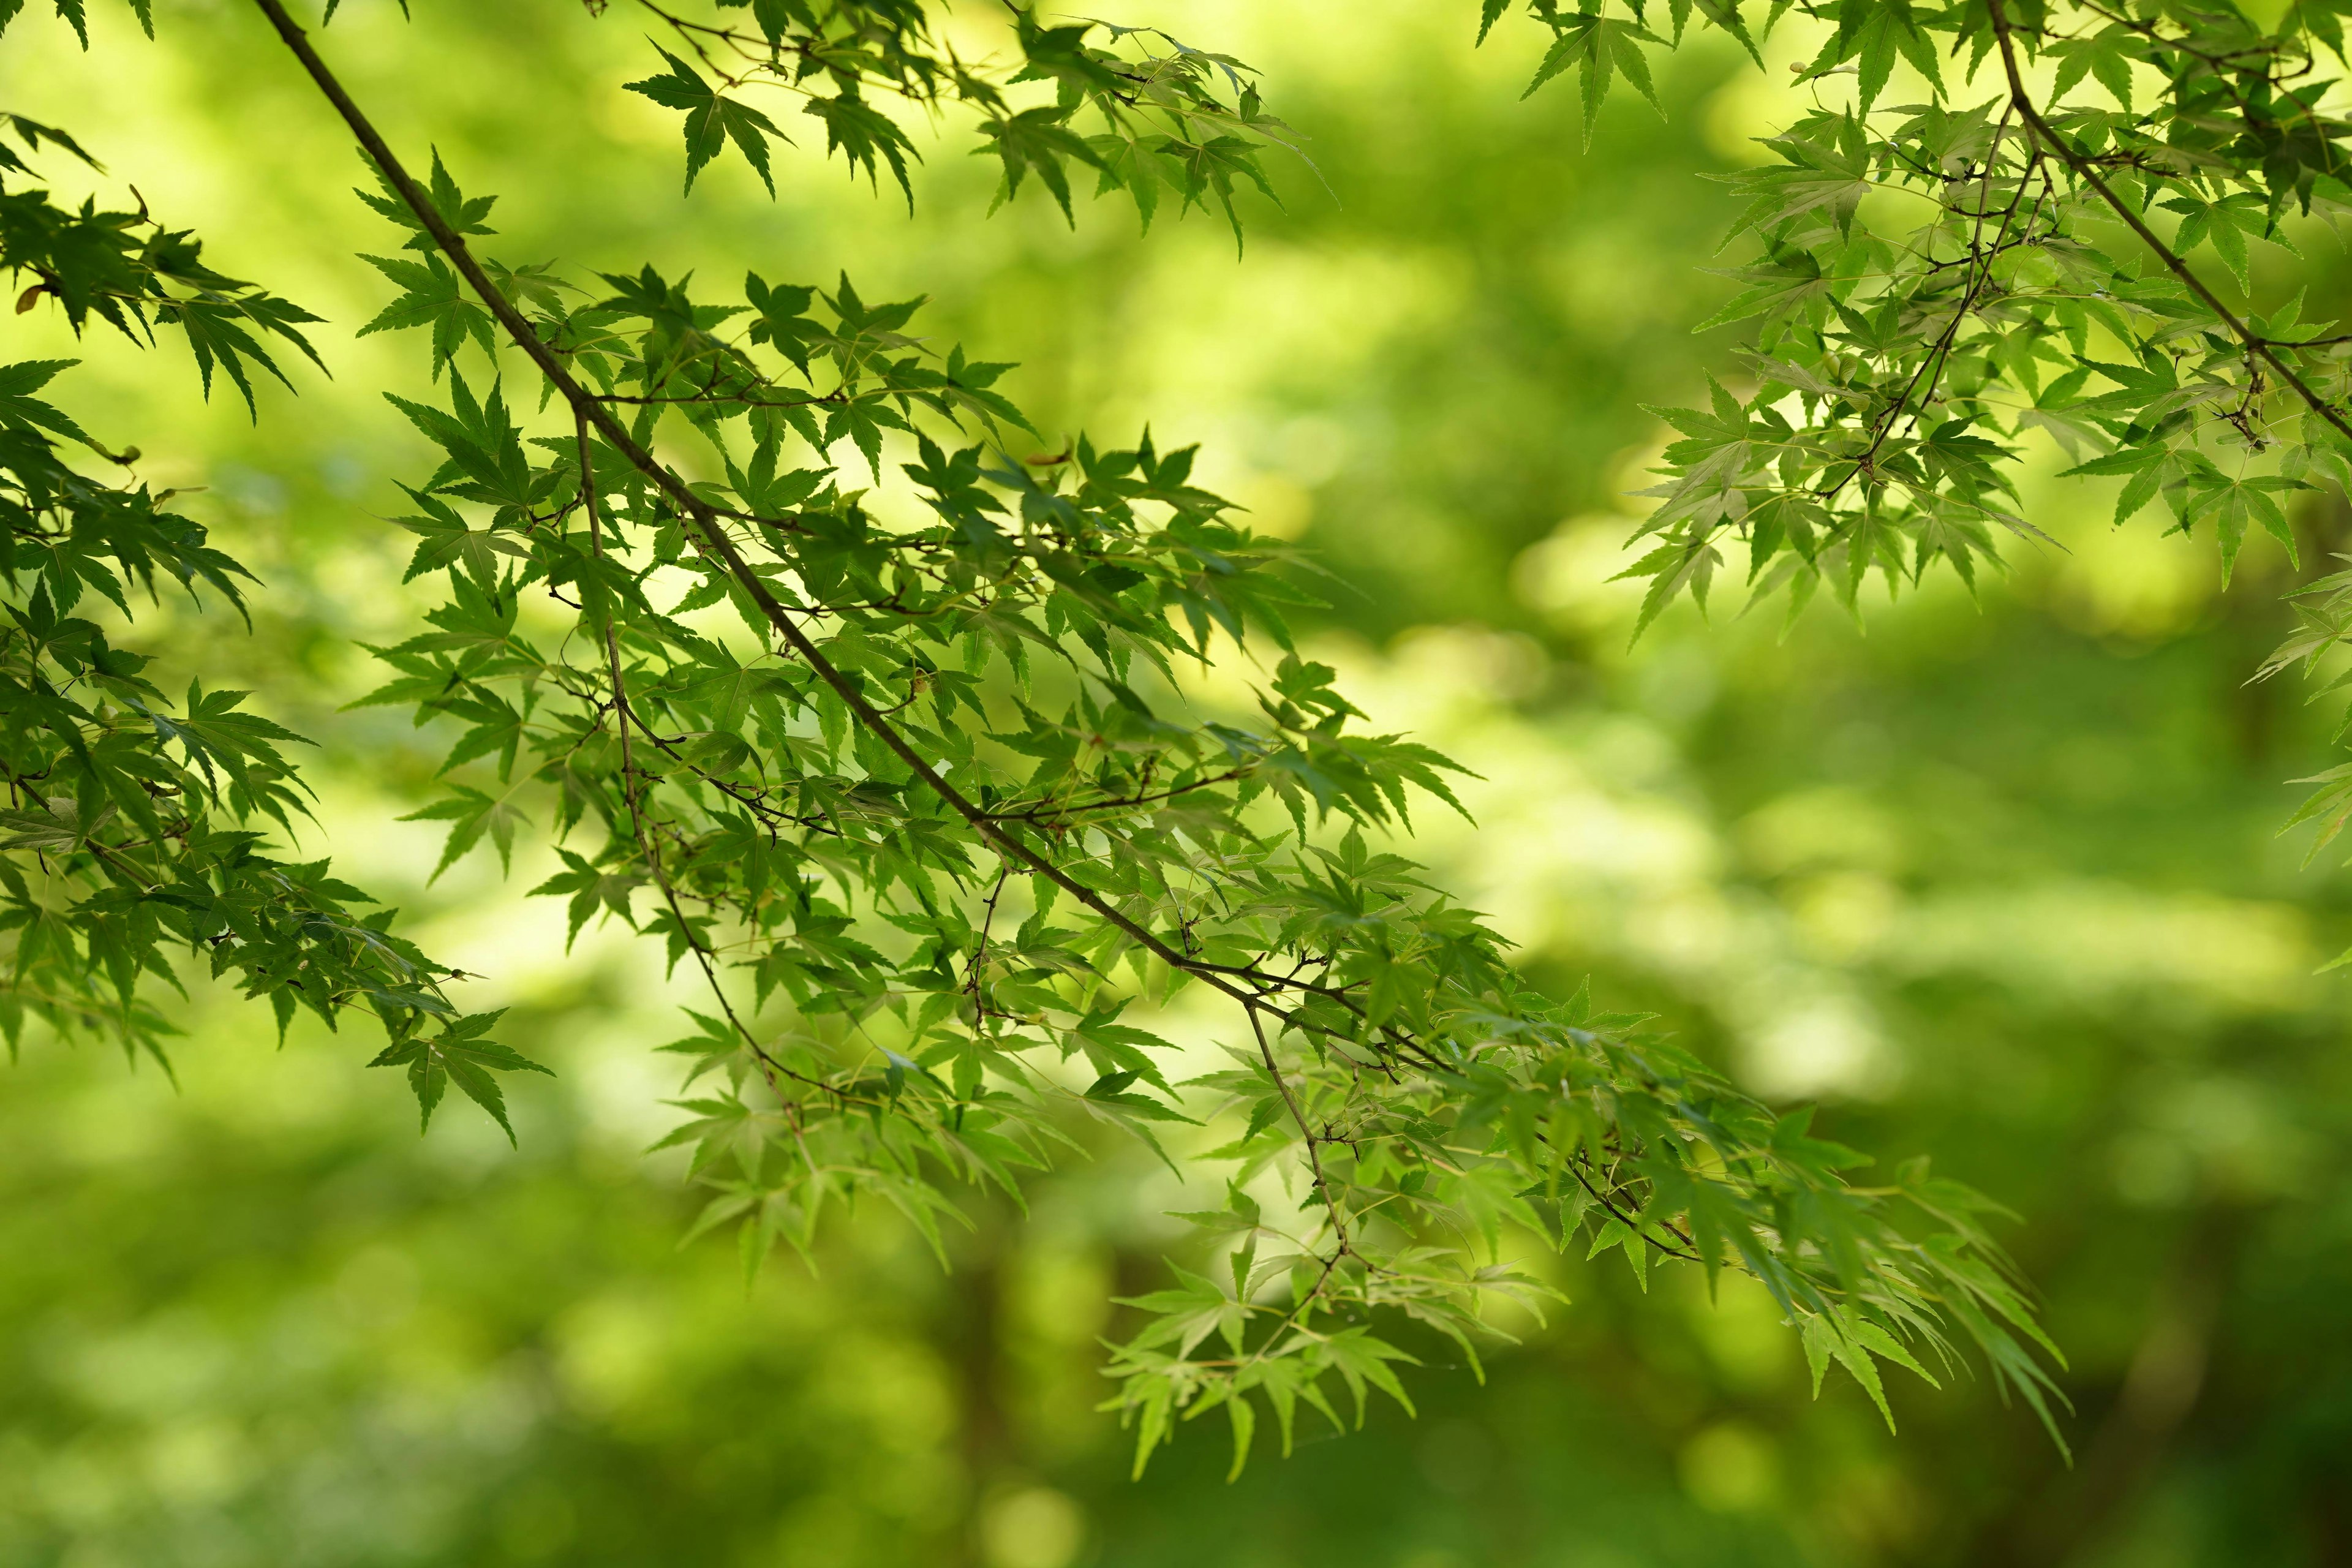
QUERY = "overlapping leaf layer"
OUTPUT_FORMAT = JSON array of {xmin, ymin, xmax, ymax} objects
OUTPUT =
[
  {"xmin": 0, "ymin": 106, "xmax": 519, "ymax": 1126},
  {"xmin": 0, "ymin": 0, "xmax": 2136, "ymax": 1474}
]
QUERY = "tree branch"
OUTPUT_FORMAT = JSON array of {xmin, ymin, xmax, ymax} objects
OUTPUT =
[
  {"xmin": 246, "ymin": 0, "xmax": 1348, "ymax": 1169},
  {"xmin": 1984, "ymin": 0, "xmax": 2352, "ymax": 447}
]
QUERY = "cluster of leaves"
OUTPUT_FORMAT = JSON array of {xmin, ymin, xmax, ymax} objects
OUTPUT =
[
  {"xmin": 0, "ymin": 110, "xmax": 326, "ymax": 410},
  {"xmin": 1471, "ymin": 0, "xmax": 2352, "ymax": 646},
  {"xmin": 0, "ymin": 67, "xmax": 531, "ymax": 1131},
  {"xmin": 338, "ymin": 78, "xmax": 2068, "ymax": 1466},
  {"xmin": 619, "ymin": 0, "xmax": 1298, "ymax": 239},
  {"xmin": 7, "ymin": 0, "xmax": 2090, "ymax": 1477},
  {"xmin": 1479, "ymin": 0, "xmax": 2352, "ymax": 925}
]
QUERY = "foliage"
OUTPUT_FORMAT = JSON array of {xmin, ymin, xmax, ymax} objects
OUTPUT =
[
  {"xmin": 0, "ymin": 107, "xmax": 520, "ymax": 1117},
  {"xmin": 616, "ymin": 0, "xmax": 1297, "ymax": 239},
  {"xmin": 1, "ymin": 0, "xmax": 2348, "ymax": 1552},
  {"xmin": 1472, "ymin": 0, "xmax": 2352, "ymax": 843},
  {"xmin": 49, "ymin": 0, "xmax": 2352, "ymax": 1480}
]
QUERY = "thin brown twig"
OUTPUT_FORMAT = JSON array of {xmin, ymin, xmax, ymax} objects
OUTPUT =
[
  {"xmin": 1246, "ymin": 1000, "xmax": 1350, "ymax": 1253},
  {"xmin": 575, "ymin": 405, "xmax": 843, "ymax": 1115},
  {"xmin": 1820, "ymin": 101, "xmax": 2034, "ymax": 503},
  {"xmin": 1985, "ymin": 0, "xmax": 2352, "ymax": 447}
]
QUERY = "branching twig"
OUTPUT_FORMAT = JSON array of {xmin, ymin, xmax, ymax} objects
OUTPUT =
[
  {"xmin": 248, "ymin": 0, "xmax": 1351, "ymax": 1188},
  {"xmin": 1985, "ymin": 0, "xmax": 2352, "ymax": 447}
]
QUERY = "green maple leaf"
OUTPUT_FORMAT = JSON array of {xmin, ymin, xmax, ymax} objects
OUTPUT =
[
  {"xmin": 369, "ymin": 1011, "xmax": 552, "ymax": 1143},
  {"xmin": 625, "ymin": 47, "xmax": 786, "ymax": 196}
]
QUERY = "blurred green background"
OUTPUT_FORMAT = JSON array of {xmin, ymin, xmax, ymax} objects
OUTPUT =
[{"xmin": 3, "ymin": 1, "xmax": 2349, "ymax": 1563}]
